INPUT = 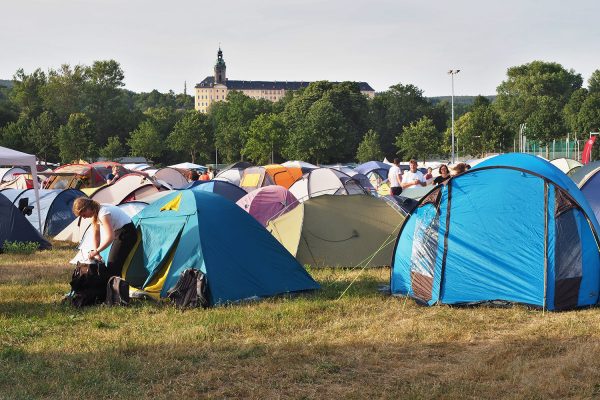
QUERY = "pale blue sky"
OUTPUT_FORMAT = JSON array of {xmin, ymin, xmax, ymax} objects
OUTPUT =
[{"xmin": 3, "ymin": 0, "xmax": 599, "ymax": 96}]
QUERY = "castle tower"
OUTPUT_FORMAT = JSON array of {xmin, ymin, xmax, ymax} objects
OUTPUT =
[{"xmin": 214, "ymin": 47, "xmax": 226, "ymax": 85}]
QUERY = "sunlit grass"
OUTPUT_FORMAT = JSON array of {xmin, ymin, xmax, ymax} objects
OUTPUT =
[{"xmin": 2, "ymin": 243, "xmax": 600, "ymax": 398}]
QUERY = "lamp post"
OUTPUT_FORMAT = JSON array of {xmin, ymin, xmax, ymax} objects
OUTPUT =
[{"xmin": 448, "ymin": 69, "xmax": 460, "ymax": 164}]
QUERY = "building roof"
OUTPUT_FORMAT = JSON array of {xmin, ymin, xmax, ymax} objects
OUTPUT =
[{"xmin": 195, "ymin": 77, "xmax": 374, "ymax": 92}]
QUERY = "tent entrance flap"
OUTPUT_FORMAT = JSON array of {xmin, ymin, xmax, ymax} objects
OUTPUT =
[{"xmin": 131, "ymin": 216, "xmax": 188, "ymax": 288}]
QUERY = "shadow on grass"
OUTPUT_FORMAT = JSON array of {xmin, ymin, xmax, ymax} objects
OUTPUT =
[{"xmin": 1, "ymin": 336, "xmax": 599, "ymax": 399}]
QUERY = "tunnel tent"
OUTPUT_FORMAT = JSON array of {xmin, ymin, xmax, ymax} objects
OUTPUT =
[
  {"xmin": 391, "ymin": 153, "xmax": 600, "ymax": 311},
  {"xmin": 121, "ymin": 190, "xmax": 320, "ymax": 305},
  {"xmin": 91, "ymin": 173, "xmax": 160, "ymax": 205}
]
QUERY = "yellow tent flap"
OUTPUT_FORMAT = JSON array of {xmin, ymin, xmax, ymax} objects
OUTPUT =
[{"xmin": 160, "ymin": 193, "xmax": 182, "ymax": 211}]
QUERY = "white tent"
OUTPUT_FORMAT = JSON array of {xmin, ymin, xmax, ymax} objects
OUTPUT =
[
  {"xmin": 0, "ymin": 147, "xmax": 42, "ymax": 232},
  {"xmin": 168, "ymin": 162, "xmax": 206, "ymax": 170}
]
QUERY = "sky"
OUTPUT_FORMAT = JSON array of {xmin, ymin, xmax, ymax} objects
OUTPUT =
[{"xmin": 3, "ymin": 0, "xmax": 600, "ymax": 97}]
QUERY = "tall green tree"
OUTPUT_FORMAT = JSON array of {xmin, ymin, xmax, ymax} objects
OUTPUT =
[
  {"xmin": 0, "ymin": 117, "xmax": 32, "ymax": 152},
  {"xmin": 167, "ymin": 110, "xmax": 212, "ymax": 163},
  {"xmin": 27, "ymin": 111, "xmax": 58, "ymax": 163},
  {"xmin": 452, "ymin": 101, "xmax": 510, "ymax": 158},
  {"xmin": 356, "ymin": 129, "xmax": 384, "ymax": 163},
  {"xmin": 57, "ymin": 113, "xmax": 95, "ymax": 163},
  {"xmin": 40, "ymin": 64, "xmax": 87, "ymax": 123},
  {"xmin": 100, "ymin": 136, "xmax": 126, "ymax": 161},
  {"xmin": 10, "ymin": 68, "xmax": 47, "ymax": 119},
  {"xmin": 495, "ymin": 61, "xmax": 582, "ymax": 146},
  {"xmin": 588, "ymin": 69, "xmax": 600, "ymax": 93},
  {"xmin": 369, "ymin": 83, "xmax": 446, "ymax": 158},
  {"xmin": 396, "ymin": 117, "xmax": 441, "ymax": 162},
  {"xmin": 127, "ymin": 120, "xmax": 164, "ymax": 161},
  {"xmin": 242, "ymin": 113, "xmax": 285, "ymax": 164},
  {"xmin": 208, "ymin": 91, "xmax": 272, "ymax": 163}
]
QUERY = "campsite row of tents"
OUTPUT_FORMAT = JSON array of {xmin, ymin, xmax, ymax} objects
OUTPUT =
[{"xmin": 3, "ymin": 144, "xmax": 600, "ymax": 311}]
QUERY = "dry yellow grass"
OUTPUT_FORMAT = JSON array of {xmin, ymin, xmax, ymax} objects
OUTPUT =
[{"xmin": 2, "ymin": 243, "xmax": 600, "ymax": 399}]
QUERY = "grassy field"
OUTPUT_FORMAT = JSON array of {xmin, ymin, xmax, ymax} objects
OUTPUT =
[{"xmin": 2, "ymin": 243, "xmax": 600, "ymax": 399}]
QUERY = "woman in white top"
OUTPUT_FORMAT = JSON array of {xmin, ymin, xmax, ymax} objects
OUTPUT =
[{"xmin": 72, "ymin": 197, "xmax": 137, "ymax": 278}]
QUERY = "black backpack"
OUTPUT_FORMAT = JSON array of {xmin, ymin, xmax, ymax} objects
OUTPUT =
[
  {"xmin": 105, "ymin": 276, "xmax": 130, "ymax": 306},
  {"xmin": 167, "ymin": 269, "xmax": 210, "ymax": 309},
  {"xmin": 68, "ymin": 261, "xmax": 109, "ymax": 307}
]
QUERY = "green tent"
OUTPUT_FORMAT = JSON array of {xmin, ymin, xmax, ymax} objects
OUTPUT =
[{"xmin": 267, "ymin": 195, "xmax": 405, "ymax": 267}]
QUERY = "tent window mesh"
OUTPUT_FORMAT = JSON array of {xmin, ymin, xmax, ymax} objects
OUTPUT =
[
  {"xmin": 420, "ymin": 187, "xmax": 441, "ymax": 208},
  {"xmin": 410, "ymin": 205, "xmax": 439, "ymax": 302},
  {"xmin": 554, "ymin": 208, "xmax": 582, "ymax": 310},
  {"xmin": 554, "ymin": 187, "xmax": 578, "ymax": 218}
]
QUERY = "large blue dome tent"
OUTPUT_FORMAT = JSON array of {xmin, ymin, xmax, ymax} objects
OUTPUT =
[{"xmin": 391, "ymin": 153, "xmax": 600, "ymax": 311}]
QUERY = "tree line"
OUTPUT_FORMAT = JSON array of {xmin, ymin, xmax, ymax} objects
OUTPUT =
[{"xmin": 1, "ymin": 60, "xmax": 599, "ymax": 166}]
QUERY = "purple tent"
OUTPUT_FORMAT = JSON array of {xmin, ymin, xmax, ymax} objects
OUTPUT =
[{"xmin": 236, "ymin": 185, "xmax": 299, "ymax": 227}]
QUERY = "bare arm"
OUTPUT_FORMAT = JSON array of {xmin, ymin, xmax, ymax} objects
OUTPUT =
[{"xmin": 89, "ymin": 214, "xmax": 114, "ymax": 259}]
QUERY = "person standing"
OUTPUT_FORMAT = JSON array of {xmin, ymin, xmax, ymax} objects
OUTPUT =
[
  {"xmin": 433, "ymin": 164, "xmax": 451, "ymax": 185},
  {"xmin": 388, "ymin": 158, "xmax": 403, "ymax": 196},
  {"xmin": 72, "ymin": 198, "xmax": 137, "ymax": 278},
  {"xmin": 401, "ymin": 159, "xmax": 426, "ymax": 190}
]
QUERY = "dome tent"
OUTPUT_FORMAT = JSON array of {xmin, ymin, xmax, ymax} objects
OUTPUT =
[
  {"xmin": 0, "ymin": 188, "xmax": 84, "ymax": 237},
  {"xmin": 391, "ymin": 153, "xmax": 600, "ymax": 310},
  {"xmin": 122, "ymin": 190, "xmax": 319, "ymax": 304},
  {"xmin": 236, "ymin": 185, "xmax": 299, "ymax": 227},
  {"xmin": 0, "ymin": 193, "xmax": 50, "ymax": 251},
  {"xmin": 571, "ymin": 161, "xmax": 600, "ymax": 224},
  {"xmin": 184, "ymin": 180, "xmax": 247, "ymax": 203},
  {"xmin": 288, "ymin": 168, "xmax": 368, "ymax": 202}
]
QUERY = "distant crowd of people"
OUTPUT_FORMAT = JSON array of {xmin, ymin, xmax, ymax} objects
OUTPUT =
[{"xmin": 387, "ymin": 158, "xmax": 470, "ymax": 196}]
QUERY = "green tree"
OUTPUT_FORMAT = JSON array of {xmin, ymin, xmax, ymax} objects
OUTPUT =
[
  {"xmin": 577, "ymin": 92, "xmax": 600, "ymax": 133},
  {"xmin": 284, "ymin": 97, "xmax": 345, "ymax": 164},
  {"xmin": 167, "ymin": 110, "xmax": 212, "ymax": 163},
  {"xmin": 100, "ymin": 136, "xmax": 126, "ymax": 161},
  {"xmin": 57, "ymin": 113, "xmax": 95, "ymax": 163},
  {"xmin": 369, "ymin": 83, "xmax": 446, "ymax": 158},
  {"xmin": 208, "ymin": 91, "xmax": 272, "ymax": 163},
  {"xmin": 10, "ymin": 68, "xmax": 47, "ymax": 119},
  {"xmin": 495, "ymin": 61, "xmax": 582, "ymax": 146},
  {"xmin": 452, "ymin": 102, "xmax": 510, "ymax": 158},
  {"xmin": 588, "ymin": 69, "xmax": 600, "ymax": 93},
  {"xmin": 396, "ymin": 117, "xmax": 441, "ymax": 162},
  {"xmin": 242, "ymin": 113, "xmax": 285, "ymax": 164},
  {"xmin": 0, "ymin": 117, "xmax": 32, "ymax": 152},
  {"xmin": 563, "ymin": 88, "xmax": 588, "ymax": 134},
  {"xmin": 40, "ymin": 64, "xmax": 87, "ymax": 123},
  {"xmin": 27, "ymin": 111, "xmax": 58, "ymax": 163},
  {"xmin": 281, "ymin": 81, "xmax": 369, "ymax": 163},
  {"xmin": 356, "ymin": 129, "xmax": 384, "ymax": 163},
  {"xmin": 127, "ymin": 120, "xmax": 164, "ymax": 161}
]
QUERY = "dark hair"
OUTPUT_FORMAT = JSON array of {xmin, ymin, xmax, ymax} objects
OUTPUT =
[
  {"xmin": 189, "ymin": 170, "xmax": 200, "ymax": 181},
  {"xmin": 393, "ymin": 158, "xmax": 400, "ymax": 165},
  {"xmin": 438, "ymin": 164, "xmax": 449, "ymax": 174}
]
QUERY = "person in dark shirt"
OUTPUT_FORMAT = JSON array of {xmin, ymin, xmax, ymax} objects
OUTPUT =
[{"xmin": 433, "ymin": 164, "xmax": 451, "ymax": 185}]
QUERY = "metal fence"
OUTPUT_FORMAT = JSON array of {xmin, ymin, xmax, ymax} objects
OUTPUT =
[{"xmin": 519, "ymin": 138, "xmax": 586, "ymax": 161}]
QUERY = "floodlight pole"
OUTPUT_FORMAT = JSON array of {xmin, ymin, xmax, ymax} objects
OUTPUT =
[{"xmin": 448, "ymin": 69, "xmax": 460, "ymax": 164}]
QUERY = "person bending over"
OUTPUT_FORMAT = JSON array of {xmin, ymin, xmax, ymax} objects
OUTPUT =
[{"xmin": 72, "ymin": 197, "xmax": 137, "ymax": 278}]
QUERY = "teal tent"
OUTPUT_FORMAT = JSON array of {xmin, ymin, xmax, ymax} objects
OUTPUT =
[{"xmin": 123, "ymin": 190, "xmax": 319, "ymax": 305}]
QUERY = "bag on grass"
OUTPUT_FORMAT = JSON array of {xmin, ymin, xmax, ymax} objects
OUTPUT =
[
  {"xmin": 167, "ymin": 268, "xmax": 210, "ymax": 309},
  {"xmin": 68, "ymin": 260, "xmax": 108, "ymax": 307},
  {"xmin": 105, "ymin": 276, "xmax": 130, "ymax": 306}
]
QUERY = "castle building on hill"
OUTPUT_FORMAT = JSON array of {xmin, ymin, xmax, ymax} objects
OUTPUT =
[{"xmin": 194, "ymin": 48, "xmax": 375, "ymax": 113}]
